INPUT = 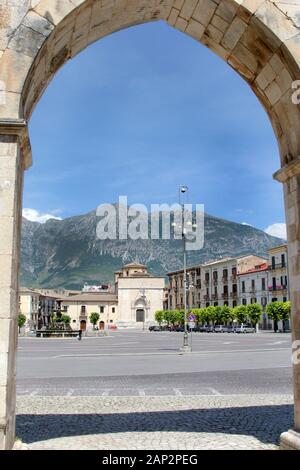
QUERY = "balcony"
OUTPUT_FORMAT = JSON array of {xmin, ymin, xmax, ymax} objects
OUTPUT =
[
  {"xmin": 222, "ymin": 277, "xmax": 228, "ymax": 283},
  {"xmin": 231, "ymin": 275, "xmax": 237, "ymax": 282},
  {"xmin": 204, "ymin": 279, "xmax": 210, "ymax": 286},
  {"xmin": 230, "ymin": 292, "xmax": 238, "ymax": 298},
  {"xmin": 211, "ymin": 294, "xmax": 218, "ymax": 300},
  {"xmin": 204, "ymin": 294, "xmax": 210, "ymax": 301},
  {"xmin": 222, "ymin": 292, "xmax": 229, "ymax": 299},
  {"xmin": 212, "ymin": 279, "xmax": 218, "ymax": 285},
  {"xmin": 268, "ymin": 263, "xmax": 286, "ymax": 270},
  {"xmin": 268, "ymin": 285, "xmax": 288, "ymax": 292}
]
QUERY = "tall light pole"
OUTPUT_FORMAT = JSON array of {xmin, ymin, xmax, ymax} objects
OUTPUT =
[{"xmin": 179, "ymin": 186, "xmax": 191, "ymax": 353}]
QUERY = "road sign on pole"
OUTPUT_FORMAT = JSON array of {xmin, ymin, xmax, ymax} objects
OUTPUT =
[{"xmin": 188, "ymin": 314, "xmax": 196, "ymax": 322}]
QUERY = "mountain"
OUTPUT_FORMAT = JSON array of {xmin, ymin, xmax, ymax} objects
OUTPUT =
[{"xmin": 20, "ymin": 209, "xmax": 285, "ymax": 290}]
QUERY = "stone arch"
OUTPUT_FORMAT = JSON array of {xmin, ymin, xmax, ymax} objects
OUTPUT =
[{"xmin": 1, "ymin": 0, "xmax": 300, "ymax": 450}]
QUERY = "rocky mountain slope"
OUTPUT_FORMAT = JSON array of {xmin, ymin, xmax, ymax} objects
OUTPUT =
[{"xmin": 21, "ymin": 209, "xmax": 285, "ymax": 289}]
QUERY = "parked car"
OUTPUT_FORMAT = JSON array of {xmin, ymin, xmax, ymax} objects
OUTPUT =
[
  {"xmin": 235, "ymin": 324, "xmax": 255, "ymax": 333},
  {"xmin": 214, "ymin": 325, "xmax": 228, "ymax": 333},
  {"xmin": 199, "ymin": 324, "xmax": 214, "ymax": 333},
  {"xmin": 149, "ymin": 325, "xmax": 160, "ymax": 331},
  {"xmin": 227, "ymin": 325, "xmax": 236, "ymax": 333}
]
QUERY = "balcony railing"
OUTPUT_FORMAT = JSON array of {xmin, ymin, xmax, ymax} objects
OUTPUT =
[
  {"xmin": 204, "ymin": 294, "xmax": 210, "ymax": 300},
  {"xmin": 268, "ymin": 285, "xmax": 287, "ymax": 291},
  {"xmin": 222, "ymin": 292, "xmax": 228, "ymax": 299},
  {"xmin": 230, "ymin": 292, "xmax": 238, "ymax": 298},
  {"xmin": 268, "ymin": 263, "xmax": 286, "ymax": 270},
  {"xmin": 222, "ymin": 277, "xmax": 228, "ymax": 283}
]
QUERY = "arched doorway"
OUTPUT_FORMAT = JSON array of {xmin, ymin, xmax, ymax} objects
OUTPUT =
[
  {"xmin": 1, "ymin": 0, "xmax": 300, "ymax": 450},
  {"xmin": 99, "ymin": 321, "xmax": 105, "ymax": 330},
  {"xmin": 136, "ymin": 309, "xmax": 145, "ymax": 323},
  {"xmin": 80, "ymin": 320, "xmax": 86, "ymax": 331}
]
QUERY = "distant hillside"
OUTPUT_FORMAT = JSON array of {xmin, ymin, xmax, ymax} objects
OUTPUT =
[{"xmin": 21, "ymin": 209, "xmax": 285, "ymax": 289}]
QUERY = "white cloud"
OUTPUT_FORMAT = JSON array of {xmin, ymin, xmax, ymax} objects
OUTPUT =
[
  {"xmin": 22, "ymin": 208, "xmax": 62, "ymax": 224},
  {"xmin": 264, "ymin": 223, "xmax": 287, "ymax": 239}
]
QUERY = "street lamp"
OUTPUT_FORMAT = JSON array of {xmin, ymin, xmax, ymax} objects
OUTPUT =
[{"xmin": 172, "ymin": 185, "xmax": 196, "ymax": 353}]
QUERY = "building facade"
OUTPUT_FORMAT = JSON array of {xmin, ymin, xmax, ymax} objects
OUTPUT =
[
  {"xmin": 166, "ymin": 247, "xmax": 290, "ymax": 330},
  {"xmin": 267, "ymin": 244, "xmax": 289, "ymax": 303},
  {"xmin": 115, "ymin": 263, "xmax": 165, "ymax": 327}
]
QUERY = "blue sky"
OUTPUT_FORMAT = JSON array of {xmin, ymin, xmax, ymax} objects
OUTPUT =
[{"xmin": 23, "ymin": 21, "xmax": 286, "ymax": 238}]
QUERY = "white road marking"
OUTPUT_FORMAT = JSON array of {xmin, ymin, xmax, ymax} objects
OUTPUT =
[
  {"xmin": 66, "ymin": 389, "xmax": 74, "ymax": 397},
  {"xmin": 209, "ymin": 387, "xmax": 222, "ymax": 396},
  {"xmin": 101, "ymin": 390, "xmax": 110, "ymax": 397},
  {"xmin": 173, "ymin": 388, "xmax": 183, "ymax": 396},
  {"xmin": 29, "ymin": 390, "xmax": 39, "ymax": 397},
  {"xmin": 138, "ymin": 389, "xmax": 146, "ymax": 396}
]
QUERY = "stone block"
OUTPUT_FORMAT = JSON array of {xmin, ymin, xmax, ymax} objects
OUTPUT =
[
  {"xmin": 192, "ymin": 0, "xmax": 218, "ymax": 28},
  {"xmin": 180, "ymin": 0, "xmax": 198, "ymax": 21},
  {"xmin": 186, "ymin": 18, "xmax": 205, "ymax": 41},
  {"xmin": 33, "ymin": 0, "xmax": 76, "ymax": 26},
  {"xmin": 168, "ymin": 8, "xmax": 180, "ymax": 26},
  {"xmin": 221, "ymin": 16, "xmax": 248, "ymax": 50}
]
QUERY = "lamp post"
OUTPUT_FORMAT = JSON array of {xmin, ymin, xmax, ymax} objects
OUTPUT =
[{"xmin": 179, "ymin": 186, "xmax": 191, "ymax": 353}]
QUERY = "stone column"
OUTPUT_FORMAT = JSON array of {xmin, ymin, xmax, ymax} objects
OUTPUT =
[
  {"xmin": 0, "ymin": 120, "xmax": 30, "ymax": 450},
  {"xmin": 274, "ymin": 159, "xmax": 300, "ymax": 450}
]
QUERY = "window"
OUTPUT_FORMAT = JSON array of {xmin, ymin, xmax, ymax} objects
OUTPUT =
[
  {"xmin": 232, "ymin": 284, "xmax": 237, "ymax": 293},
  {"xmin": 242, "ymin": 281, "xmax": 245, "ymax": 293},
  {"xmin": 251, "ymin": 297, "xmax": 257, "ymax": 304},
  {"xmin": 224, "ymin": 301, "xmax": 228, "ymax": 306},
  {"xmin": 242, "ymin": 298, "xmax": 247, "ymax": 305},
  {"xmin": 233, "ymin": 300, "xmax": 237, "ymax": 307},
  {"xmin": 73, "ymin": 319, "xmax": 76, "ymax": 323},
  {"xmin": 251, "ymin": 279, "xmax": 255, "ymax": 291},
  {"xmin": 206, "ymin": 302, "xmax": 210, "ymax": 307},
  {"xmin": 232, "ymin": 267, "xmax": 237, "ymax": 278},
  {"xmin": 281, "ymin": 254, "xmax": 286, "ymax": 267},
  {"xmin": 213, "ymin": 271, "xmax": 218, "ymax": 281},
  {"xmin": 214, "ymin": 302, "xmax": 218, "ymax": 306},
  {"xmin": 112, "ymin": 307, "xmax": 115, "ymax": 313},
  {"xmin": 272, "ymin": 256, "xmax": 275, "ymax": 269},
  {"xmin": 261, "ymin": 297, "xmax": 267, "ymax": 307},
  {"xmin": 223, "ymin": 269, "xmax": 228, "ymax": 279},
  {"xmin": 100, "ymin": 306, "xmax": 104, "ymax": 313},
  {"xmin": 272, "ymin": 277, "xmax": 276, "ymax": 290},
  {"xmin": 81, "ymin": 305, "xmax": 86, "ymax": 314},
  {"xmin": 283, "ymin": 297, "xmax": 287, "ymax": 302},
  {"xmin": 262, "ymin": 278, "xmax": 266, "ymax": 291},
  {"xmin": 214, "ymin": 286, "xmax": 217, "ymax": 296}
]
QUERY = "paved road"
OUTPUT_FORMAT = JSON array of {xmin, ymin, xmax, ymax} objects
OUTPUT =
[{"xmin": 17, "ymin": 330, "xmax": 293, "ymax": 397}]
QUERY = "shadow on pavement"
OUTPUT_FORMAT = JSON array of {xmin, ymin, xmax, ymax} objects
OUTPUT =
[{"xmin": 17, "ymin": 403, "xmax": 293, "ymax": 446}]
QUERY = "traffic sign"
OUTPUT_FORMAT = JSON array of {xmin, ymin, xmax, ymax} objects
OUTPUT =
[
  {"xmin": 188, "ymin": 314, "xmax": 196, "ymax": 322},
  {"xmin": 189, "ymin": 322, "xmax": 195, "ymax": 329}
]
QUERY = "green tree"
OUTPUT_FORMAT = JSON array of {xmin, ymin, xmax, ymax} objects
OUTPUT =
[
  {"xmin": 18, "ymin": 313, "xmax": 26, "ymax": 333},
  {"xmin": 202, "ymin": 306, "xmax": 216, "ymax": 325},
  {"xmin": 61, "ymin": 314, "xmax": 71, "ymax": 325},
  {"xmin": 246, "ymin": 303, "xmax": 262, "ymax": 330},
  {"xmin": 155, "ymin": 310, "xmax": 164, "ymax": 325},
  {"xmin": 214, "ymin": 306, "xmax": 224, "ymax": 325},
  {"xmin": 266, "ymin": 301, "xmax": 285, "ymax": 332},
  {"xmin": 90, "ymin": 312, "xmax": 100, "ymax": 330},
  {"xmin": 221, "ymin": 305, "xmax": 234, "ymax": 325},
  {"xmin": 233, "ymin": 305, "xmax": 248, "ymax": 325}
]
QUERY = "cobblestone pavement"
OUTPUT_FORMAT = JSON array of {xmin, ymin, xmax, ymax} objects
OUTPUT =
[{"xmin": 16, "ymin": 395, "xmax": 293, "ymax": 450}]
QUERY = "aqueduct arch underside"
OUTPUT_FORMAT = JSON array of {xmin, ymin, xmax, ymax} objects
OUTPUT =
[{"xmin": 1, "ymin": 0, "xmax": 300, "ymax": 450}]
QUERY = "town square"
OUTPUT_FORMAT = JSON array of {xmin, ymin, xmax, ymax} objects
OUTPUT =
[{"xmin": 1, "ymin": 0, "xmax": 300, "ymax": 456}]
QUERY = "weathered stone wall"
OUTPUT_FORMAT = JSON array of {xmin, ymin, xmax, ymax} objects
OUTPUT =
[{"xmin": 0, "ymin": 0, "xmax": 300, "ymax": 450}]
